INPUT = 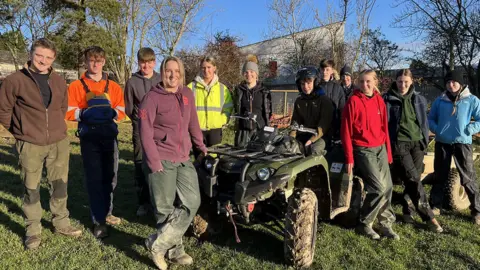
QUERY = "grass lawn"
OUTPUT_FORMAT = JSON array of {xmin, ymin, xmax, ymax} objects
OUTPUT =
[{"xmin": 1, "ymin": 123, "xmax": 480, "ymax": 269}]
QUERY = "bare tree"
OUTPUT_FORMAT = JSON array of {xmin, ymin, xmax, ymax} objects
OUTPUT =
[
  {"xmin": 313, "ymin": 0, "xmax": 348, "ymax": 68},
  {"xmin": 392, "ymin": 0, "xmax": 480, "ymax": 94},
  {"xmin": 147, "ymin": 0, "xmax": 206, "ymax": 56},
  {"xmin": 362, "ymin": 28, "xmax": 401, "ymax": 75},
  {"xmin": 0, "ymin": 0, "xmax": 59, "ymax": 71}
]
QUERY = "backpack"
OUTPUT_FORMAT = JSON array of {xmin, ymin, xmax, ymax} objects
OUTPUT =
[{"xmin": 76, "ymin": 78, "xmax": 118, "ymax": 139}]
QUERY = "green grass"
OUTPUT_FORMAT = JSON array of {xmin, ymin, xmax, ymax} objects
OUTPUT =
[{"xmin": 1, "ymin": 124, "xmax": 480, "ymax": 269}]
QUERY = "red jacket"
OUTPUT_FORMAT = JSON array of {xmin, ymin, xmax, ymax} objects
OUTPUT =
[
  {"xmin": 341, "ymin": 89, "xmax": 392, "ymax": 164},
  {"xmin": 139, "ymin": 84, "xmax": 207, "ymax": 172}
]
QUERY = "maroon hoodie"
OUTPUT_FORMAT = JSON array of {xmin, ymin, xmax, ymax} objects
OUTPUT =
[{"xmin": 139, "ymin": 84, "xmax": 207, "ymax": 172}]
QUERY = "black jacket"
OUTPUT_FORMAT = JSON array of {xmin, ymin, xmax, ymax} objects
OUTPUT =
[
  {"xmin": 383, "ymin": 83, "xmax": 429, "ymax": 150},
  {"xmin": 318, "ymin": 79, "xmax": 345, "ymax": 138},
  {"xmin": 290, "ymin": 90, "xmax": 334, "ymax": 142},
  {"xmin": 235, "ymin": 81, "xmax": 272, "ymax": 130}
]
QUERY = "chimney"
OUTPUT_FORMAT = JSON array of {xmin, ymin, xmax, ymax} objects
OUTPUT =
[{"xmin": 269, "ymin": 61, "xmax": 278, "ymax": 78}]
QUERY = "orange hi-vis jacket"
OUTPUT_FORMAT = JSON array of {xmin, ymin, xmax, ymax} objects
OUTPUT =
[{"xmin": 66, "ymin": 73, "xmax": 126, "ymax": 122}]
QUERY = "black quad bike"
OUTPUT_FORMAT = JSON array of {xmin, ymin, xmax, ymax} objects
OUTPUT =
[{"xmin": 193, "ymin": 114, "xmax": 364, "ymax": 268}]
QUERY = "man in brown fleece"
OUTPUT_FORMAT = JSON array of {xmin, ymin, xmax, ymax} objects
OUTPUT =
[{"xmin": 0, "ymin": 38, "xmax": 82, "ymax": 249}]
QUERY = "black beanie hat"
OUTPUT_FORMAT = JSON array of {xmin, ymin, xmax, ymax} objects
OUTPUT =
[
  {"xmin": 340, "ymin": 65, "xmax": 352, "ymax": 77},
  {"xmin": 445, "ymin": 70, "xmax": 464, "ymax": 85}
]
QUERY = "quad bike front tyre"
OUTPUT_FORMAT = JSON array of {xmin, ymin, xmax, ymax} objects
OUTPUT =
[
  {"xmin": 284, "ymin": 188, "xmax": 318, "ymax": 269},
  {"xmin": 446, "ymin": 169, "xmax": 471, "ymax": 211}
]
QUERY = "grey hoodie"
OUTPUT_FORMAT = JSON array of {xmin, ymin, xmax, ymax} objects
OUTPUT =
[{"xmin": 124, "ymin": 71, "xmax": 162, "ymax": 122}]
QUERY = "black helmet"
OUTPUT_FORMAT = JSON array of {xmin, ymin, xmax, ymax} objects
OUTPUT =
[{"xmin": 295, "ymin": 66, "xmax": 320, "ymax": 92}]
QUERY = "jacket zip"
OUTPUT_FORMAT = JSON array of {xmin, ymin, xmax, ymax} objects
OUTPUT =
[
  {"xmin": 27, "ymin": 68, "xmax": 50, "ymax": 144},
  {"xmin": 175, "ymin": 99, "xmax": 183, "ymax": 155}
]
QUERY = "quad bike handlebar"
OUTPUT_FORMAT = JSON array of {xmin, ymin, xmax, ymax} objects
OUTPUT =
[{"xmin": 290, "ymin": 121, "xmax": 318, "ymax": 137}]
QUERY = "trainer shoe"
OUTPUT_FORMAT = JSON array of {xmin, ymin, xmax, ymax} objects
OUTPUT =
[
  {"xmin": 426, "ymin": 218, "xmax": 443, "ymax": 233},
  {"xmin": 431, "ymin": 208, "xmax": 442, "ymax": 216},
  {"xmin": 24, "ymin": 235, "xmax": 41, "ymax": 250},
  {"xmin": 93, "ymin": 224, "xmax": 109, "ymax": 239},
  {"xmin": 473, "ymin": 213, "xmax": 480, "ymax": 226},
  {"xmin": 55, "ymin": 225, "xmax": 82, "ymax": 237},
  {"xmin": 355, "ymin": 224, "xmax": 380, "ymax": 240},
  {"xmin": 106, "ymin": 215, "xmax": 121, "ymax": 225}
]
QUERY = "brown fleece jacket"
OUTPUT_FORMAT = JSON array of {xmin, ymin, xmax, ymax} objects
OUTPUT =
[{"xmin": 0, "ymin": 63, "xmax": 68, "ymax": 145}]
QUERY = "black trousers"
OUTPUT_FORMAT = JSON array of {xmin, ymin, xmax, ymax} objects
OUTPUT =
[
  {"xmin": 392, "ymin": 141, "xmax": 434, "ymax": 221},
  {"xmin": 194, "ymin": 128, "xmax": 222, "ymax": 158},
  {"xmin": 132, "ymin": 122, "xmax": 150, "ymax": 206},
  {"xmin": 80, "ymin": 137, "xmax": 118, "ymax": 224},
  {"xmin": 431, "ymin": 142, "xmax": 480, "ymax": 214}
]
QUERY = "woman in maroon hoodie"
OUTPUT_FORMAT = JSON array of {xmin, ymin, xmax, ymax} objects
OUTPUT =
[
  {"xmin": 139, "ymin": 56, "xmax": 207, "ymax": 270},
  {"xmin": 341, "ymin": 69, "xmax": 398, "ymax": 240}
]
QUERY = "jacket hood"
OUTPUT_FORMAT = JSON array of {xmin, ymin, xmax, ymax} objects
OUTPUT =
[
  {"xmin": 132, "ymin": 70, "xmax": 160, "ymax": 80},
  {"xmin": 237, "ymin": 81, "xmax": 267, "ymax": 92},
  {"xmin": 441, "ymin": 85, "xmax": 471, "ymax": 101},
  {"xmin": 387, "ymin": 82, "xmax": 415, "ymax": 100},
  {"xmin": 194, "ymin": 74, "xmax": 219, "ymax": 88},
  {"xmin": 22, "ymin": 61, "xmax": 54, "ymax": 77},
  {"xmin": 151, "ymin": 83, "xmax": 189, "ymax": 96}
]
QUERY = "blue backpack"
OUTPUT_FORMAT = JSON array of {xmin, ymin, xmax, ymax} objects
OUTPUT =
[{"xmin": 76, "ymin": 78, "xmax": 118, "ymax": 139}]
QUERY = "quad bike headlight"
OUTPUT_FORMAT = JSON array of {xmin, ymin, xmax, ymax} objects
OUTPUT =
[
  {"xmin": 204, "ymin": 160, "xmax": 213, "ymax": 170},
  {"xmin": 257, "ymin": 168, "xmax": 271, "ymax": 181}
]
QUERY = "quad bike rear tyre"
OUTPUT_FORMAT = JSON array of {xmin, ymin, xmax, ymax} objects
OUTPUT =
[
  {"xmin": 446, "ymin": 169, "xmax": 471, "ymax": 211},
  {"xmin": 284, "ymin": 188, "xmax": 318, "ymax": 269}
]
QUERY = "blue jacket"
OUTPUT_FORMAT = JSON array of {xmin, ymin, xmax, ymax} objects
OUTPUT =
[
  {"xmin": 383, "ymin": 85, "xmax": 429, "ymax": 150},
  {"xmin": 428, "ymin": 86, "xmax": 480, "ymax": 144}
]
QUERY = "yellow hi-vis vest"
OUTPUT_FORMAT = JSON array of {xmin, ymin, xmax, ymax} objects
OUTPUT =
[{"xmin": 187, "ymin": 80, "xmax": 233, "ymax": 130}]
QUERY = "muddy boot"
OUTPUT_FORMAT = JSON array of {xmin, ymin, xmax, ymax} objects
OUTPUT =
[
  {"xmin": 378, "ymin": 226, "xmax": 400, "ymax": 240},
  {"xmin": 473, "ymin": 213, "xmax": 480, "ymax": 226},
  {"xmin": 55, "ymin": 225, "xmax": 83, "ymax": 237},
  {"xmin": 426, "ymin": 218, "xmax": 443, "ymax": 233},
  {"xmin": 170, "ymin": 253, "xmax": 193, "ymax": 265},
  {"xmin": 93, "ymin": 224, "xmax": 108, "ymax": 239},
  {"xmin": 151, "ymin": 251, "xmax": 168, "ymax": 270},
  {"xmin": 355, "ymin": 224, "xmax": 380, "ymax": 240},
  {"xmin": 24, "ymin": 235, "xmax": 41, "ymax": 250},
  {"xmin": 431, "ymin": 208, "xmax": 442, "ymax": 216},
  {"xmin": 402, "ymin": 215, "xmax": 415, "ymax": 224}
]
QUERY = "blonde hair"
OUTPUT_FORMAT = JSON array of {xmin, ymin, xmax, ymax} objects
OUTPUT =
[
  {"xmin": 200, "ymin": 55, "xmax": 217, "ymax": 67},
  {"xmin": 359, "ymin": 69, "xmax": 380, "ymax": 93},
  {"xmin": 160, "ymin": 56, "xmax": 186, "ymax": 86}
]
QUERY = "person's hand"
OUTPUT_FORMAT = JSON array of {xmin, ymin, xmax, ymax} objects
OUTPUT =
[
  {"xmin": 153, "ymin": 169, "xmax": 163, "ymax": 174},
  {"xmin": 305, "ymin": 140, "xmax": 312, "ymax": 147},
  {"xmin": 197, "ymin": 151, "xmax": 207, "ymax": 163},
  {"xmin": 346, "ymin": 163, "xmax": 354, "ymax": 175}
]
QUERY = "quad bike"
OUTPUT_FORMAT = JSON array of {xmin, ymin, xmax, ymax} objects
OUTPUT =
[
  {"xmin": 193, "ymin": 114, "xmax": 364, "ymax": 269},
  {"xmin": 391, "ymin": 139, "xmax": 480, "ymax": 211}
]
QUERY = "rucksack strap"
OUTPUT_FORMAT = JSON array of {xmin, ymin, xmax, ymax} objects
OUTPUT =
[{"xmin": 80, "ymin": 75, "xmax": 110, "ymax": 94}]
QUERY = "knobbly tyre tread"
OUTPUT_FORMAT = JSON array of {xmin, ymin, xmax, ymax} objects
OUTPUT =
[
  {"xmin": 284, "ymin": 188, "xmax": 318, "ymax": 268},
  {"xmin": 446, "ymin": 169, "xmax": 470, "ymax": 211}
]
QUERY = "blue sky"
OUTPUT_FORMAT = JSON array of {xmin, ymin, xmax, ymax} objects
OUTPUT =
[{"xmin": 184, "ymin": 0, "xmax": 419, "ymax": 52}]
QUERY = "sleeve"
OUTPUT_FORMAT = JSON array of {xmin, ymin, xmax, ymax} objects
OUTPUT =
[
  {"xmin": 189, "ymin": 93, "xmax": 208, "ymax": 153},
  {"xmin": 65, "ymin": 83, "xmax": 83, "ymax": 121},
  {"xmin": 61, "ymin": 81, "xmax": 68, "ymax": 116},
  {"xmin": 289, "ymin": 99, "xmax": 300, "ymax": 138},
  {"xmin": 310, "ymin": 98, "xmax": 334, "ymax": 142},
  {"xmin": 0, "ymin": 78, "xmax": 16, "ymax": 130},
  {"xmin": 111, "ymin": 83, "xmax": 126, "ymax": 121},
  {"xmin": 466, "ymin": 97, "xmax": 480, "ymax": 136},
  {"xmin": 222, "ymin": 85, "xmax": 234, "ymax": 125},
  {"xmin": 335, "ymin": 83, "xmax": 346, "ymax": 113},
  {"xmin": 124, "ymin": 79, "xmax": 135, "ymax": 119},
  {"xmin": 428, "ymin": 98, "xmax": 439, "ymax": 134},
  {"xmin": 381, "ymin": 100, "xmax": 393, "ymax": 163},
  {"xmin": 340, "ymin": 99, "xmax": 355, "ymax": 164},
  {"xmin": 139, "ymin": 95, "xmax": 163, "ymax": 172}
]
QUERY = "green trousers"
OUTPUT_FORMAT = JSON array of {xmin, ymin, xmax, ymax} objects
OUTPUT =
[
  {"xmin": 14, "ymin": 137, "xmax": 71, "ymax": 236},
  {"xmin": 145, "ymin": 160, "xmax": 200, "ymax": 258}
]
